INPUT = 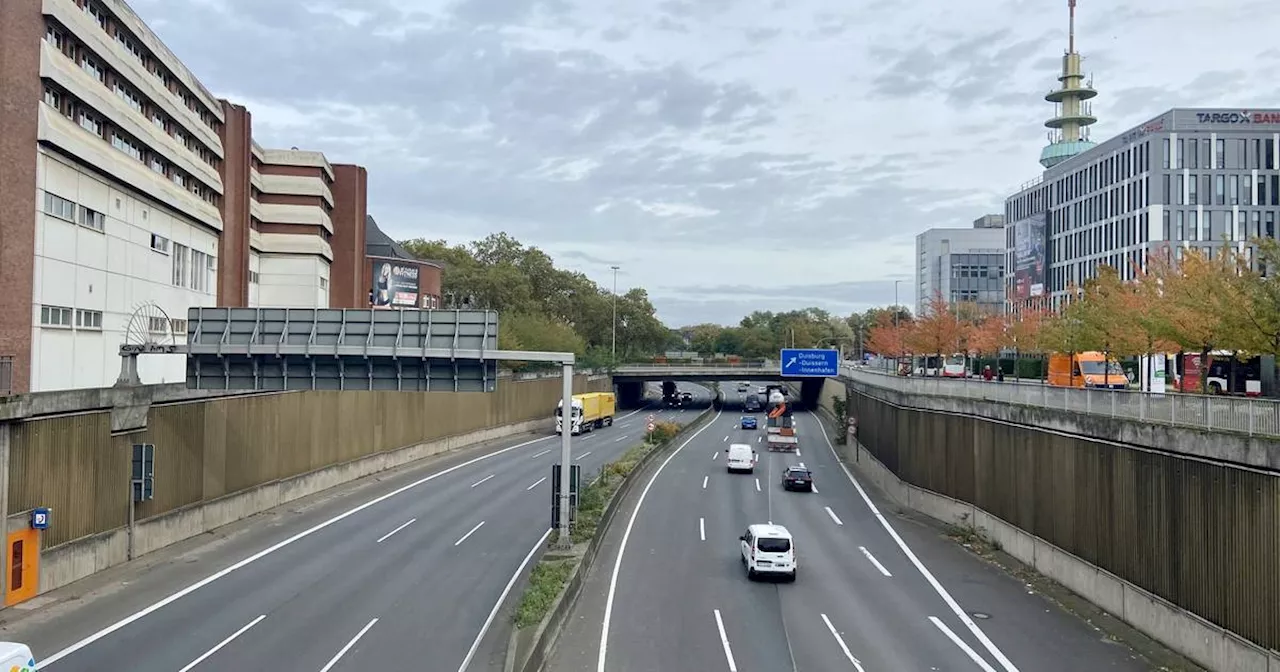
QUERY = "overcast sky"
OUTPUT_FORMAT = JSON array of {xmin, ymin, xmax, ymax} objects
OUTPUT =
[{"xmin": 132, "ymin": 0, "xmax": 1279, "ymax": 326}]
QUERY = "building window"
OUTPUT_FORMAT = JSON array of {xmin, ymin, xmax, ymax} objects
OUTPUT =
[
  {"xmin": 171, "ymin": 172, "xmax": 186, "ymax": 188},
  {"xmin": 319, "ymin": 277, "xmax": 328, "ymax": 289},
  {"xmin": 78, "ymin": 110, "xmax": 100, "ymax": 136},
  {"xmin": 170, "ymin": 318, "xmax": 188, "ymax": 335},
  {"xmin": 81, "ymin": 57, "xmax": 104, "ymax": 83},
  {"xmin": 110, "ymin": 133, "xmax": 141, "ymax": 161},
  {"xmin": 172, "ymin": 243, "xmax": 189, "ymax": 287},
  {"xmin": 1216, "ymin": 139, "xmax": 1226, "ymax": 168},
  {"xmin": 75, "ymin": 309, "xmax": 103, "ymax": 330},
  {"xmin": 43, "ymin": 86, "xmax": 61, "ymax": 109},
  {"xmin": 149, "ymin": 156, "xmax": 164, "ymax": 174},
  {"xmin": 148, "ymin": 316, "xmax": 168, "ymax": 334},
  {"xmin": 43, "ymin": 192, "xmax": 76, "ymax": 221},
  {"xmin": 1161, "ymin": 138, "xmax": 1170, "ymax": 169},
  {"xmin": 248, "ymin": 270, "xmax": 260, "ymax": 284},
  {"xmin": 150, "ymin": 233, "xmax": 169, "ymax": 253},
  {"xmin": 191, "ymin": 250, "xmax": 208, "ymax": 292},
  {"xmin": 114, "ymin": 84, "xmax": 142, "ymax": 113},
  {"xmin": 40, "ymin": 305, "xmax": 72, "ymax": 328},
  {"xmin": 45, "ymin": 24, "xmax": 66, "ymax": 50},
  {"xmin": 78, "ymin": 206, "xmax": 105, "ymax": 232}
]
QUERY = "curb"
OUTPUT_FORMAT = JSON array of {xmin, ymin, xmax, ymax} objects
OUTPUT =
[{"xmin": 502, "ymin": 406, "xmax": 716, "ymax": 672}]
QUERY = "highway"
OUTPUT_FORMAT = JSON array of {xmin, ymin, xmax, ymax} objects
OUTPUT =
[
  {"xmin": 2, "ymin": 384, "xmax": 709, "ymax": 672},
  {"xmin": 549, "ymin": 384, "xmax": 1160, "ymax": 672}
]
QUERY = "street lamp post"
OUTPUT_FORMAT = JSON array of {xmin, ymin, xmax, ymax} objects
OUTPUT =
[{"xmin": 610, "ymin": 265, "xmax": 620, "ymax": 364}]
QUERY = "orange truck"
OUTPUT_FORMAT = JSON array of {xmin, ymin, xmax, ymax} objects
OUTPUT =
[{"xmin": 1047, "ymin": 352, "xmax": 1128, "ymax": 389}]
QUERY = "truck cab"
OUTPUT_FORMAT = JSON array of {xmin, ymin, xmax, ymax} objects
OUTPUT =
[{"xmin": 0, "ymin": 643, "xmax": 36, "ymax": 671}]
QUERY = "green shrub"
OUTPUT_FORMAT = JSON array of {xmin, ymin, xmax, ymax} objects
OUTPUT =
[
  {"xmin": 515, "ymin": 559, "xmax": 576, "ymax": 628},
  {"xmin": 646, "ymin": 420, "xmax": 683, "ymax": 444}
]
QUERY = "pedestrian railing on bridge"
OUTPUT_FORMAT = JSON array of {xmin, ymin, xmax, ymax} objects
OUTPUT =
[{"xmin": 843, "ymin": 363, "xmax": 1280, "ymax": 438}]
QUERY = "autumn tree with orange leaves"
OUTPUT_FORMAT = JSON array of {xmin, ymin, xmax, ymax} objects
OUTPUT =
[
  {"xmin": 866, "ymin": 312, "xmax": 910, "ymax": 359},
  {"xmin": 905, "ymin": 292, "xmax": 968, "ymax": 370}
]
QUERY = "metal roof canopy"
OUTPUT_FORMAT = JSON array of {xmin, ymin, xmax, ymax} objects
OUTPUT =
[{"xmin": 180, "ymin": 307, "xmax": 575, "ymax": 392}]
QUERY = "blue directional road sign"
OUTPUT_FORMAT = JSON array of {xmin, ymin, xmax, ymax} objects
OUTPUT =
[{"xmin": 779, "ymin": 348, "xmax": 840, "ymax": 377}]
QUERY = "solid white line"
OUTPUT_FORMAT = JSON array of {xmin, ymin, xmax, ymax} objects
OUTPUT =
[
  {"xmin": 176, "ymin": 615, "xmax": 266, "ymax": 672},
  {"xmin": 859, "ymin": 546, "xmax": 892, "ymax": 576},
  {"xmin": 576, "ymin": 451, "xmax": 592, "ymax": 460},
  {"xmin": 930, "ymin": 616, "xmax": 998, "ymax": 672},
  {"xmin": 815, "ymin": 418, "xmax": 1020, "ymax": 672},
  {"xmin": 320, "ymin": 618, "xmax": 379, "ymax": 672},
  {"xmin": 820, "ymin": 613, "xmax": 867, "ymax": 672},
  {"xmin": 702, "ymin": 475, "xmax": 709, "ymax": 489},
  {"xmin": 824, "ymin": 506, "xmax": 844, "ymax": 526},
  {"xmin": 375, "ymin": 518, "xmax": 417, "ymax": 544},
  {"xmin": 614, "ymin": 436, "xmax": 627, "ymax": 442},
  {"xmin": 532, "ymin": 449, "xmax": 552, "ymax": 458},
  {"xmin": 526, "ymin": 476, "xmax": 547, "ymax": 491},
  {"xmin": 699, "ymin": 517, "xmax": 706, "ymax": 541},
  {"xmin": 811, "ymin": 484, "xmax": 819, "ymax": 494},
  {"xmin": 754, "ymin": 478, "xmax": 761, "ymax": 492},
  {"xmin": 470, "ymin": 474, "xmax": 495, "ymax": 488},
  {"xmin": 454, "ymin": 521, "xmax": 485, "ymax": 546},
  {"xmin": 36, "ymin": 432, "xmax": 555, "ymax": 668},
  {"xmin": 713, "ymin": 609, "xmax": 738, "ymax": 672},
  {"xmin": 456, "ymin": 528, "xmax": 551, "ymax": 672},
  {"xmin": 598, "ymin": 410, "xmax": 721, "ymax": 672}
]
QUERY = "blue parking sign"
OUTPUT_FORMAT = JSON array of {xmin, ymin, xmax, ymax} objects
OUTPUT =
[{"xmin": 31, "ymin": 507, "xmax": 50, "ymax": 530}]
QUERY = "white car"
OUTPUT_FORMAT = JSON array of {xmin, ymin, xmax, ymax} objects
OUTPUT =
[
  {"xmin": 725, "ymin": 443, "xmax": 757, "ymax": 473},
  {"xmin": 756, "ymin": 386, "xmax": 767, "ymax": 394},
  {"xmin": 739, "ymin": 523, "xmax": 796, "ymax": 581}
]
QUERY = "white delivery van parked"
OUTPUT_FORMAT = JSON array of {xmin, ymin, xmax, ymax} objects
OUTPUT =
[
  {"xmin": 0, "ymin": 642, "xmax": 36, "ymax": 670},
  {"xmin": 725, "ymin": 443, "xmax": 756, "ymax": 473}
]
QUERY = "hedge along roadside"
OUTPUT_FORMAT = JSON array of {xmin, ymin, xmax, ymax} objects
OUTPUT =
[{"xmin": 504, "ymin": 407, "xmax": 715, "ymax": 672}]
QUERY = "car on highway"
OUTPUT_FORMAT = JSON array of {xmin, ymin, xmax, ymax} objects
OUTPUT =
[
  {"xmin": 737, "ymin": 382, "xmax": 750, "ymax": 392},
  {"xmin": 725, "ymin": 443, "xmax": 757, "ymax": 473},
  {"xmin": 680, "ymin": 391, "xmax": 693, "ymax": 404},
  {"xmin": 739, "ymin": 523, "xmax": 796, "ymax": 581},
  {"xmin": 740, "ymin": 415, "xmax": 757, "ymax": 430},
  {"xmin": 781, "ymin": 466, "xmax": 813, "ymax": 492},
  {"xmin": 756, "ymin": 386, "xmax": 767, "ymax": 394}
]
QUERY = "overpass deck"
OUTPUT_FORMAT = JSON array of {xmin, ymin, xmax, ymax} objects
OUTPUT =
[
  {"xmin": 612, "ymin": 361, "xmax": 787, "ymax": 381},
  {"xmin": 843, "ymin": 364, "xmax": 1280, "ymax": 438}
]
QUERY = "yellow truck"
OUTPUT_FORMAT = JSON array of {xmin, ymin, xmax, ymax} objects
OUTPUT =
[{"xmin": 555, "ymin": 392, "xmax": 617, "ymax": 435}]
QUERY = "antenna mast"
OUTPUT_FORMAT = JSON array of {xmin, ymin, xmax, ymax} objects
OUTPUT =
[{"xmin": 1068, "ymin": 0, "xmax": 1076, "ymax": 53}]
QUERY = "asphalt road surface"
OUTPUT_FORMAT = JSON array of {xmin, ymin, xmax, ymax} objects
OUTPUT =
[
  {"xmin": 549, "ymin": 388, "xmax": 1160, "ymax": 671},
  {"xmin": 2, "ymin": 384, "xmax": 709, "ymax": 672}
]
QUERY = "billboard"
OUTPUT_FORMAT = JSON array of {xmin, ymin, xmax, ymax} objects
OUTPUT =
[
  {"xmin": 1011, "ymin": 213, "xmax": 1047, "ymax": 301},
  {"xmin": 371, "ymin": 260, "xmax": 420, "ymax": 308}
]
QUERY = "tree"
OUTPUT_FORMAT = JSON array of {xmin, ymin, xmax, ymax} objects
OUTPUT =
[
  {"xmin": 1074, "ymin": 266, "xmax": 1147, "ymax": 357},
  {"xmin": 1229, "ymin": 238, "xmax": 1280, "ymax": 354},
  {"xmin": 966, "ymin": 313, "xmax": 1009, "ymax": 357},
  {"xmin": 866, "ymin": 312, "xmax": 910, "ymax": 359},
  {"xmin": 905, "ymin": 292, "xmax": 967, "ymax": 371}
]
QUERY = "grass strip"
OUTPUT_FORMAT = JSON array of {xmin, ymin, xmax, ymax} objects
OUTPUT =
[{"xmin": 514, "ymin": 559, "xmax": 577, "ymax": 628}]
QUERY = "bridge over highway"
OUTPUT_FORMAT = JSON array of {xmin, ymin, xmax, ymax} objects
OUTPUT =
[{"xmin": 611, "ymin": 361, "xmax": 830, "ymax": 408}]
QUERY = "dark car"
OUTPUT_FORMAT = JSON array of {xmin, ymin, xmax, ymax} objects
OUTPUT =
[
  {"xmin": 740, "ymin": 416, "xmax": 757, "ymax": 430},
  {"xmin": 781, "ymin": 467, "xmax": 813, "ymax": 492},
  {"xmin": 680, "ymin": 391, "xmax": 694, "ymax": 404}
]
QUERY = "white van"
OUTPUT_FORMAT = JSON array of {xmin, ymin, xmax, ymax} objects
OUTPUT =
[
  {"xmin": 725, "ymin": 443, "xmax": 756, "ymax": 473},
  {"xmin": 739, "ymin": 523, "xmax": 796, "ymax": 581},
  {"xmin": 0, "ymin": 642, "xmax": 36, "ymax": 670}
]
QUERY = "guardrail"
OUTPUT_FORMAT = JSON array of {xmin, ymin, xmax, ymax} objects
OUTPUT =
[{"xmin": 841, "ymin": 364, "xmax": 1280, "ymax": 438}]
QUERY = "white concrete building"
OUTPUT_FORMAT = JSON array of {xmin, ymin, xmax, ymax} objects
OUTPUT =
[{"xmin": 914, "ymin": 215, "xmax": 1006, "ymax": 316}]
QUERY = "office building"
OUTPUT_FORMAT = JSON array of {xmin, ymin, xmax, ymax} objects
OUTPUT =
[
  {"xmin": 914, "ymin": 216, "xmax": 1007, "ymax": 316},
  {"xmin": 0, "ymin": 0, "xmax": 376, "ymax": 394},
  {"xmin": 1007, "ymin": 109, "xmax": 1280, "ymax": 309}
]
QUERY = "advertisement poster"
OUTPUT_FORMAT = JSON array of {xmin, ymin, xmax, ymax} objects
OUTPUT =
[
  {"xmin": 371, "ymin": 260, "xmax": 420, "ymax": 308},
  {"xmin": 1012, "ymin": 213, "xmax": 1047, "ymax": 300}
]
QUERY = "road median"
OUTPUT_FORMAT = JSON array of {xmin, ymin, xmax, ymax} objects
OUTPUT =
[{"xmin": 503, "ymin": 408, "xmax": 714, "ymax": 672}]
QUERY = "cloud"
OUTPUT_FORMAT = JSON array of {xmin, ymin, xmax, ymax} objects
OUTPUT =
[{"xmin": 129, "ymin": 0, "xmax": 1280, "ymax": 325}]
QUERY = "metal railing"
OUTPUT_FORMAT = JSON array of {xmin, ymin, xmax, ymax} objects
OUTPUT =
[
  {"xmin": 841, "ymin": 363, "xmax": 1280, "ymax": 438},
  {"xmin": 617, "ymin": 359, "xmax": 775, "ymax": 371}
]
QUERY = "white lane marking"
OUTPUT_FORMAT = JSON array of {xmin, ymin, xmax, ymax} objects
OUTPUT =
[
  {"xmin": 811, "ymin": 484, "xmax": 819, "ymax": 494},
  {"xmin": 598, "ymin": 410, "xmax": 721, "ymax": 672},
  {"xmin": 712, "ymin": 451, "xmax": 719, "ymax": 460},
  {"xmin": 532, "ymin": 449, "xmax": 552, "ymax": 458},
  {"xmin": 576, "ymin": 451, "xmax": 592, "ymax": 460},
  {"xmin": 859, "ymin": 546, "xmax": 893, "ymax": 577},
  {"xmin": 470, "ymin": 474, "xmax": 495, "ymax": 488},
  {"xmin": 320, "ymin": 618, "xmax": 379, "ymax": 672},
  {"xmin": 795, "ymin": 449, "xmax": 801, "ymax": 456},
  {"xmin": 176, "ymin": 615, "xmax": 266, "ymax": 672},
  {"xmin": 930, "ymin": 616, "xmax": 998, "ymax": 672},
  {"xmin": 815, "ymin": 418, "xmax": 1020, "ymax": 672},
  {"xmin": 699, "ymin": 517, "xmax": 706, "ymax": 541},
  {"xmin": 526, "ymin": 476, "xmax": 547, "ymax": 491},
  {"xmin": 454, "ymin": 521, "xmax": 486, "ymax": 546},
  {"xmin": 723, "ymin": 436, "xmax": 729, "ymax": 442},
  {"xmin": 702, "ymin": 476, "xmax": 709, "ymax": 489},
  {"xmin": 754, "ymin": 478, "xmax": 761, "ymax": 492},
  {"xmin": 614, "ymin": 436, "xmax": 627, "ymax": 442},
  {"xmin": 457, "ymin": 528, "xmax": 551, "ymax": 672},
  {"xmin": 757, "ymin": 436, "xmax": 762, "ymax": 443},
  {"xmin": 375, "ymin": 518, "xmax": 417, "ymax": 544},
  {"xmin": 713, "ymin": 609, "xmax": 739, "ymax": 672},
  {"xmin": 820, "ymin": 613, "xmax": 867, "ymax": 672},
  {"xmin": 825, "ymin": 506, "xmax": 844, "ymax": 526},
  {"xmin": 36, "ymin": 432, "xmax": 556, "ymax": 668}
]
